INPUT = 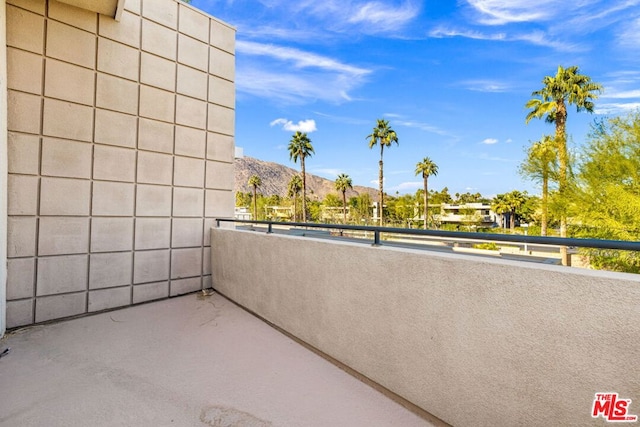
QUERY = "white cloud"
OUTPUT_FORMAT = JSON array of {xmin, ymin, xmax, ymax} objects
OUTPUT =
[
  {"xmin": 505, "ymin": 138, "xmax": 513, "ymax": 143},
  {"xmin": 482, "ymin": 138, "xmax": 499, "ymax": 144},
  {"xmin": 270, "ymin": 118, "xmax": 318, "ymax": 133}
]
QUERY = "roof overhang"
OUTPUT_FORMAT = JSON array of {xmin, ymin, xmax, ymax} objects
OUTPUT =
[{"xmin": 56, "ymin": 0, "xmax": 126, "ymax": 20}]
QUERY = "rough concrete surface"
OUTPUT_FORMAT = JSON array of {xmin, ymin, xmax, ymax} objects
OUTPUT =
[{"xmin": 0, "ymin": 293, "xmax": 434, "ymax": 426}]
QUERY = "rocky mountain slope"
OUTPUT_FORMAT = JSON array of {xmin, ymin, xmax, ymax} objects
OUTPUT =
[{"xmin": 235, "ymin": 156, "xmax": 377, "ymax": 201}]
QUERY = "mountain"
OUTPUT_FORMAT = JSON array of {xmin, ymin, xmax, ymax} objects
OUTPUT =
[{"xmin": 234, "ymin": 156, "xmax": 378, "ymax": 201}]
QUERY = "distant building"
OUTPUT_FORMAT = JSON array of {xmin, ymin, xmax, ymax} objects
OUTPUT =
[
  {"xmin": 435, "ymin": 203, "xmax": 498, "ymax": 227},
  {"xmin": 265, "ymin": 206, "xmax": 294, "ymax": 221},
  {"xmin": 321, "ymin": 206, "xmax": 350, "ymax": 222},
  {"xmin": 234, "ymin": 207, "xmax": 252, "ymax": 221}
]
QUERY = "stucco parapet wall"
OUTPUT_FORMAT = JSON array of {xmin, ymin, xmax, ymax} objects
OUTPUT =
[{"xmin": 210, "ymin": 228, "xmax": 640, "ymax": 427}]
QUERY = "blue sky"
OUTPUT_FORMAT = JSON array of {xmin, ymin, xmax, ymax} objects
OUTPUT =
[{"xmin": 191, "ymin": 0, "xmax": 640, "ymax": 197}]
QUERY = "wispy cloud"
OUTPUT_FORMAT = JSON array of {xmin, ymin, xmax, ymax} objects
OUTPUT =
[
  {"xmin": 482, "ymin": 138, "xmax": 498, "ymax": 145},
  {"xmin": 393, "ymin": 119, "xmax": 453, "ymax": 137},
  {"xmin": 465, "ymin": 0, "xmax": 557, "ymax": 25},
  {"xmin": 347, "ymin": 1, "xmax": 421, "ymax": 32},
  {"xmin": 429, "ymin": 27, "xmax": 580, "ymax": 52},
  {"xmin": 311, "ymin": 167, "xmax": 343, "ymax": 177},
  {"xmin": 601, "ymin": 89, "xmax": 640, "ymax": 99},
  {"xmin": 270, "ymin": 118, "xmax": 318, "ymax": 133},
  {"xmin": 595, "ymin": 103, "xmax": 640, "ymax": 115},
  {"xmin": 429, "ymin": 27, "xmax": 505, "ymax": 41},
  {"xmin": 459, "ymin": 79, "xmax": 511, "ymax": 92},
  {"xmin": 236, "ymin": 41, "xmax": 371, "ymax": 103},
  {"xmin": 237, "ymin": 41, "xmax": 370, "ymax": 76},
  {"xmin": 617, "ymin": 16, "xmax": 640, "ymax": 49},
  {"xmin": 479, "ymin": 153, "xmax": 515, "ymax": 162},
  {"xmin": 388, "ymin": 181, "xmax": 422, "ymax": 192}
]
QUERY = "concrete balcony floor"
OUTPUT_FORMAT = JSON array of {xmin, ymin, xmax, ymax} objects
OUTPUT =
[{"xmin": 0, "ymin": 293, "xmax": 437, "ymax": 426}]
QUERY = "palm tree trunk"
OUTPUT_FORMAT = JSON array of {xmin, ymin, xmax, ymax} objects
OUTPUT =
[
  {"xmin": 556, "ymin": 102, "xmax": 569, "ymax": 265},
  {"xmin": 342, "ymin": 191, "xmax": 347, "ymax": 224},
  {"xmin": 510, "ymin": 211, "xmax": 515, "ymax": 231},
  {"xmin": 379, "ymin": 146, "xmax": 384, "ymax": 226},
  {"xmin": 252, "ymin": 187, "xmax": 257, "ymax": 220},
  {"xmin": 301, "ymin": 157, "xmax": 307, "ymax": 222},
  {"xmin": 424, "ymin": 177, "xmax": 428, "ymax": 229},
  {"xmin": 541, "ymin": 172, "xmax": 548, "ymax": 236},
  {"xmin": 293, "ymin": 196, "xmax": 297, "ymax": 221}
]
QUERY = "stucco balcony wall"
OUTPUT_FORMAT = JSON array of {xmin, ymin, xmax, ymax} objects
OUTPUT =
[{"xmin": 210, "ymin": 228, "xmax": 640, "ymax": 427}]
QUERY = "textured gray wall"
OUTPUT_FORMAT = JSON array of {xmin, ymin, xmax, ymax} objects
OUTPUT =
[
  {"xmin": 5, "ymin": 0, "xmax": 235, "ymax": 328},
  {"xmin": 211, "ymin": 228, "xmax": 640, "ymax": 427}
]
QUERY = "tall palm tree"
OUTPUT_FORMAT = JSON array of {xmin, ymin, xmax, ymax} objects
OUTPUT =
[
  {"xmin": 525, "ymin": 65, "xmax": 601, "ymax": 262},
  {"xmin": 288, "ymin": 131, "xmax": 315, "ymax": 222},
  {"xmin": 519, "ymin": 135, "xmax": 557, "ymax": 236},
  {"xmin": 287, "ymin": 175, "xmax": 303, "ymax": 221},
  {"xmin": 367, "ymin": 119, "xmax": 398, "ymax": 226},
  {"xmin": 335, "ymin": 173, "xmax": 353, "ymax": 224},
  {"xmin": 247, "ymin": 175, "xmax": 262, "ymax": 221},
  {"xmin": 415, "ymin": 157, "xmax": 439, "ymax": 229}
]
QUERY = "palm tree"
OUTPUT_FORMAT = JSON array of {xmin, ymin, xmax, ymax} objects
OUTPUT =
[
  {"xmin": 525, "ymin": 65, "xmax": 601, "ymax": 262},
  {"xmin": 415, "ymin": 157, "xmax": 439, "ymax": 229},
  {"xmin": 491, "ymin": 193, "xmax": 511, "ymax": 230},
  {"xmin": 335, "ymin": 174, "xmax": 353, "ymax": 224},
  {"xmin": 247, "ymin": 175, "xmax": 262, "ymax": 221},
  {"xmin": 287, "ymin": 175, "xmax": 303, "ymax": 221},
  {"xmin": 519, "ymin": 135, "xmax": 557, "ymax": 236},
  {"xmin": 505, "ymin": 190, "xmax": 527, "ymax": 231},
  {"xmin": 367, "ymin": 119, "xmax": 398, "ymax": 226},
  {"xmin": 288, "ymin": 131, "xmax": 315, "ymax": 222}
]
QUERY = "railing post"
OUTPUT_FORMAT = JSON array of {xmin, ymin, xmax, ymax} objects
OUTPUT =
[
  {"xmin": 267, "ymin": 223, "xmax": 273, "ymax": 234},
  {"xmin": 373, "ymin": 230, "xmax": 380, "ymax": 246},
  {"xmin": 216, "ymin": 219, "xmax": 220, "ymax": 228}
]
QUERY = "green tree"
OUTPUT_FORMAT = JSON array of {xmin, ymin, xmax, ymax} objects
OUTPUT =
[
  {"xmin": 429, "ymin": 187, "xmax": 453, "ymax": 205},
  {"xmin": 519, "ymin": 135, "xmax": 558, "ymax": 236},
  {"xmin": 367, "ymin": 119, "xmax": 398, "ymax": 225},
  {"xmin": 525, "ymin": 65, "xmax": 602, "ymax": 263},
  {"xmin": 572, "ymin": 112, "xmax": 640, "ymax": 272},
  {"xmin": 323, "ymin": 193, "xmax": 342, "ymax": 207},
  {"xmin": 415, "ymin": 157, "xmax": 439, "ymax": 229},
  {"xmin": 287, "ymin": 175, "xmax": 303, "ymax": 221},
  {"xmin": 492, "ymin": 191, "xmax": 527, "ymax": 231},
  {"xmin": 350, "ymin": 193, "xmax": 372, "ymax": 222},
  {"xmin": 235, "ymin": 191, "xmax": 251, "ymax": 207},
  {"xmin": 247, "ymin": 175, "xmax": 262, "ymax": 221},
  {"xmin": 335, "ymin": 173, "xmax": 353, "ymax": 224},
  {"xmin": 288, "ymin": 131, "xmax": 315, "ymax": 222}
]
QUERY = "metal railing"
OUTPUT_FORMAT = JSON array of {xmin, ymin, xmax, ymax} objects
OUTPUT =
[{"xmin": 214, "ymin": 218, "xmax": 640, "ymax": 252}]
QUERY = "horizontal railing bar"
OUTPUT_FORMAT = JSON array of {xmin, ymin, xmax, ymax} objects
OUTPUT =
[{"xmin": 215, "ymin": 218, "xmax": 640, "ymax": 252}]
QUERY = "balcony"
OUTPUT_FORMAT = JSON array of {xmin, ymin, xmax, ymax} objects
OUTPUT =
[
  {"xmin": 2, "ymin": 221, "xmax": 638, "ymax": 426},
  {"xmin": 0, "ymin": 293, "xmax": 437, "ymax": 426}
]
